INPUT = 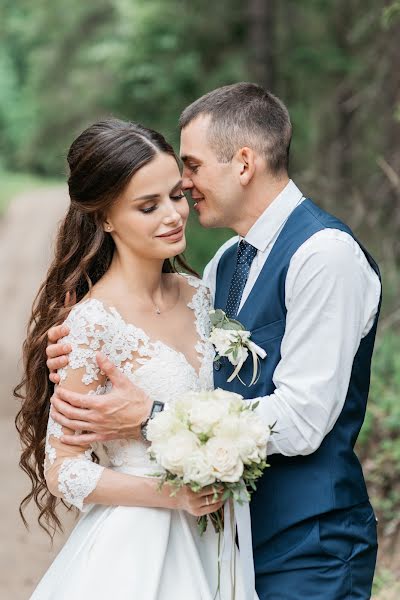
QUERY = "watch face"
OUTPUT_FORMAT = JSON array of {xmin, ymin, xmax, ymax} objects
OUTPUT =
[{"xmin": 153, "ymin": 401, "xmax": 164, "ymax": 414}]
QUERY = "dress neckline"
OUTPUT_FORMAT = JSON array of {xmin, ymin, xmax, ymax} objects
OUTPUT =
[{"xmin": 77, "ymin": 274, "xmax": 209, "ymax": 380}]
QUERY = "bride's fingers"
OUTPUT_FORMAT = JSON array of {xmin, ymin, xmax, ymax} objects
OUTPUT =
[
  {"xmin": 198, "ymin": 485, "xmax": 223, "ymax": 497},
  {"xmin": 199, "ymin": 500, "xmax": 225, "ymax": 516}
]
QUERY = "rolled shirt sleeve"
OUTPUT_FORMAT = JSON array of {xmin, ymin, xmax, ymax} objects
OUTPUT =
[{"xmin": 251, "ymin": 229, "xmax": 381, "ymax": 456}]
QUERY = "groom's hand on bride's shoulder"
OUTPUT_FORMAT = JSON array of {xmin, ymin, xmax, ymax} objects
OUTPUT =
[
  {"xmin": 50, "ymin": 353, "xmax": 152, "ymax": 445},
  {"xmin": 46, "ymin": 290, "xmax": 77, "ymax": 384},
  {"xmin": 46, "ymin": 323, "xmax": 71, "ymax": 384}
]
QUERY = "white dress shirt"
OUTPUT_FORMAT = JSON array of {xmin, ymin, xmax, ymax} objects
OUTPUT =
[{"xmin": 203, "ymin": 180, "xmax": 381, "ymax": 456}]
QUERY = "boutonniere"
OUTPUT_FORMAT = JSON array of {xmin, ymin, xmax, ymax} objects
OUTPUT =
[{"xmin": 208, "ymin": 309, "xmax": 267, "ymax": 386}]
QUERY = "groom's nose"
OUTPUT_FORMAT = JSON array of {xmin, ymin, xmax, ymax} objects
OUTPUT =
[{"xmin": 181, "ymin": 169, "xmax": 194, "ymax": 191}]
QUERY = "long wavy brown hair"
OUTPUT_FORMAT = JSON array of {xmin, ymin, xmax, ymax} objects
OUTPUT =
[{"xmin": 14, "ymin": 118, "xmax": 197, "ymax": 538}]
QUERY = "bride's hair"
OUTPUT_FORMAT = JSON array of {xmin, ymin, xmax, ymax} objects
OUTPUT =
[{"xmin": 14, "ymin": 118, "xmax": 197, "ymax": 538}]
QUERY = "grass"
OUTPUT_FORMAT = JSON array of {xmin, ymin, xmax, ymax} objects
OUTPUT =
[
  {"xmin": 372, "ymin": 568, "xmax": 400, "ymax": 598},
  {"xmin": 0, "ymin": 170, "xmax": 62, "ymax": 215}
]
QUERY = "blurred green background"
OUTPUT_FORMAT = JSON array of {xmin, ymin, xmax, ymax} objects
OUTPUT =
[{"xmin": 1, "ymin": 0, "xmax": 399, "ymax": 595}]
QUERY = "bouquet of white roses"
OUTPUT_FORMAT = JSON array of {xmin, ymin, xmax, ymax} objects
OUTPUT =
[{"xmin": 147, "ymin": 388, "xmax": 272, "ymax": 535}]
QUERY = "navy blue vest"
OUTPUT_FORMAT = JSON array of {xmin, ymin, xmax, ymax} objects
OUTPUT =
[{"xmin": 213, "ymin": 199, "xmax": 381, "ymax": 565}]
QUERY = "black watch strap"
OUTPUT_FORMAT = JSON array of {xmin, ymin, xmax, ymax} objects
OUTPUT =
[{"xmin": 140, "ymin": 400, "xmax": 165, "ymax": 441}]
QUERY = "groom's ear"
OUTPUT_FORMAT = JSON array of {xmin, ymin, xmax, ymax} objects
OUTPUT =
[{"xmin": 236, "ymin": 147, "xmax": 256, "ymax": 186}]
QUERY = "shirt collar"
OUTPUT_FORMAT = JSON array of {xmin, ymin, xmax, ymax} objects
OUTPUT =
[{"xmin": 244, "ymin": 180, "xmax": 304, "ymax": 253}]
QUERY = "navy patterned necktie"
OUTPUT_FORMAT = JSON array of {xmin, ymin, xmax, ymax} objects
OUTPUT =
[{"xmin": 225, "ymin": 240, "xmax": 258, "ymax": 318}]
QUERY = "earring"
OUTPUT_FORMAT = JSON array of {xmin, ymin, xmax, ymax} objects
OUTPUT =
[{"xmin": 106, "ymin": 225, "xmax": 112, "ymax": 231}]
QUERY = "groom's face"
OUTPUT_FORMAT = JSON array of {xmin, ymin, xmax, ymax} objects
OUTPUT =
[{"xmin": 180, "ymin": 115, "xmax": 242, "ymax": 229}]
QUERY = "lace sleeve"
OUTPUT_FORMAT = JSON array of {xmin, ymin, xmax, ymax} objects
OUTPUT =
[{"xmin": 44, "ymin": 300, "xmax": 114, "ymax": 511}]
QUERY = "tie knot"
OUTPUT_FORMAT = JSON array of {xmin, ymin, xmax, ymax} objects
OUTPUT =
[{"xmin": 237, "ymin": 240, "xmax": 257, "ymax": 265}]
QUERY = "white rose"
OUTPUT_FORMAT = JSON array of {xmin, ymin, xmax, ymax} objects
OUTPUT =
[
  {"xmin": 206, "ymin": 437, "xmax": 244, "ymax": 483},
  {"xmin": 183, "ymin": 447, "xmax": 215, "ymax": 487},
  {"xmin": 237, "ymin": 330, "xmax": 251, "ymax": 343},
  {"xmin": 227, "ymin": 343, "xmax": 249, "ymax": 366},
  {"xmin": 171, "ymin": 395, "xmax": 197, "ymax": 422},
  {"xmin": 239, "ymin": 411, "xmax": 270, "ymax": 448},
  {"xmin": 146, "ymin": 411, "xmax": 184, "ymax": 443},
  {"xmin": 212, "ymin": 389, "xmax": 244, "ymax": 413},
  {"xmin": 236, "ymin": 434, "xmax": 260, "ymax": 464},
  {"xmin": 209, "ymin": 328, "xmax": 237, "ymax": 356},
  {"xmin": 148, "ymin": 440, "xmax": 168, "ymax": 465},
  {"xmin": 158, "ymin": 430, "xmax": 199, "ymax": 476},
  {"xmin": 188, "ymin": 400, "xmax": 228, "ymax": 435},
  {"xmin": 213, "ymin": 414, "xmax": 240, "ymax": 440},
  {"xmin": 257, "ymin": 443, "xmax": 267, "ymax": 461}
]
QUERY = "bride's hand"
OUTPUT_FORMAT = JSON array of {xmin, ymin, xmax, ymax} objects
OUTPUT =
[{"xmin": 175, "ymin": 485, "xmax": 225, "ymax": 517}]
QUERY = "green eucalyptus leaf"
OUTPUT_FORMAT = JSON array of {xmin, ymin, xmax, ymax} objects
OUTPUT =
[
  {"xmin": 222, "ymin": 489, "xmax": 232, "ymax": 501},
  {"xmin": 209, "ymin": 309, "xmax": 226, "ymax": 327}
]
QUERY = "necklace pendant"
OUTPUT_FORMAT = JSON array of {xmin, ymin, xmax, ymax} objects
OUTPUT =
[{"xmin": 155, "ymin": 307, "xmax": 161, "ymax": 315}]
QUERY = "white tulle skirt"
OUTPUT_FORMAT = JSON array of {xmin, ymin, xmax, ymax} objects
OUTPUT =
[{"xmin": 30, "ymin": 503, "xmax": 258, "ymax": 599}]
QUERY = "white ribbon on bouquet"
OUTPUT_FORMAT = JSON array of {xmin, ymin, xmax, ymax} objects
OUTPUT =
[{"xmin": 221, "ymin": 494, "xmax": 255, "ymax": 600}]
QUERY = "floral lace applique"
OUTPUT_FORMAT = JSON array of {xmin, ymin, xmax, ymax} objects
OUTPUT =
[
  {"xmin": 184, "ymin": 275, "xmax": 215, "ymax": 390},
  {"xmin": 44, "ymin": 415, "xmax": 63, "ymax": 468},
  {"xmin": 44, "ymin": 280, "xmax": 215, "ymax": 509},
  {"xmin": 58, "ymin": 458, "xmax": 104, "ymax": 511}
]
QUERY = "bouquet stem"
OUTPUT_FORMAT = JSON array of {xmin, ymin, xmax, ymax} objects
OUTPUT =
[{"xmin": 197, "ymin": 507, "xmax": 224, "ymax": 535}]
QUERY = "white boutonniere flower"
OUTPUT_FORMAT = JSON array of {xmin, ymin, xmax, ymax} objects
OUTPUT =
[{"xmin": 208, "ymin": 309, "xmax": 267, "ymax": 385}]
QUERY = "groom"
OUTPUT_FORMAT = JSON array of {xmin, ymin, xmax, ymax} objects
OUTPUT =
[{"xmin": 47, "ymin": 83, "xmax": 381, "ymax": 599}]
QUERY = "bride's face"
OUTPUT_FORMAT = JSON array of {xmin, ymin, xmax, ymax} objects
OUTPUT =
[{"xmin": 105, "ymin": 153, "xmax": 189, "ymax": 261}]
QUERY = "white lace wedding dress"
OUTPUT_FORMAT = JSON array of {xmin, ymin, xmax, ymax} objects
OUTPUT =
[{"xmin": 30, "ymin": 275, "xmax": 256, "ymax": 600}]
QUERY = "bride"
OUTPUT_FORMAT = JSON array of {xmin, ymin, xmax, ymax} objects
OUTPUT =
[{"xmin": 15, "ymin": 118, "xmax": 256, "ymax": 599}]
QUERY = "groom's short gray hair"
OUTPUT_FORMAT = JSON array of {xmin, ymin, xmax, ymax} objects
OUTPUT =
[{"xmin": 179, "ymin": 82, "xmax": 292, "ymax": 174}]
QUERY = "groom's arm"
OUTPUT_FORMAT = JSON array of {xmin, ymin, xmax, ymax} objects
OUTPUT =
[{"xmin": 250, "ymin": 230, "xmax": 381, "ymax": 457}]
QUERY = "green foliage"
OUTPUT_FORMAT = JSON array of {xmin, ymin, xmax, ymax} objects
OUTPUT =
[
  {"xmin": 372, "ymin": 567, "xmax": 398, "ymax": 596},
  {"xmin": 383, "ymin": 1, "xmax": 400, "ymax": 28},
  {"xmin": 0, "ymin": 0, "xmax": 247, "ymax": 174},
  {"xmin": 357, "ymin": 331, "xmax": 400, "ymax": 532}
]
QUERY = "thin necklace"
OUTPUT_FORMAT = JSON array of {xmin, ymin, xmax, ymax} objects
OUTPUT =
[{"xmin": 152, "ymin": 284, "xmax": 180, "ymax": 315}]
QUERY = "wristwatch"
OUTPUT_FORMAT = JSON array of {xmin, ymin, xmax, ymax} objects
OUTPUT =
[{"xmin": 140, "ymin": 400, "xmax": 165, "ymax": 441}]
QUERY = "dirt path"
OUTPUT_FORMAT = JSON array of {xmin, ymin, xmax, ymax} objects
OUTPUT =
[{"xmin": 0, "ymin": 187, "xmax": 75, "ymax": 599}]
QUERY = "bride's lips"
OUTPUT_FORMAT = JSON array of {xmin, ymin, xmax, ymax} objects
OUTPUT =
[{"xmin": 156, "ymin": 226, "xmax": 184, "ymax": 242}]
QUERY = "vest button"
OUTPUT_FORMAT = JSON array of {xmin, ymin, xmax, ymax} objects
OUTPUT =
[{"xmin": 213, "ymin": 360, "xmax": 221, "ymax": 371}]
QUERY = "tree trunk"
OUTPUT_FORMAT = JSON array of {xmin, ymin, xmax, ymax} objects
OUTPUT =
[
  {"xmin": 333, "ymin": 0, "xmax": 356, "ymax": 195},
  {"xmin": 247, "ymin": 0, "xmax": 277, "ymax": 90}
]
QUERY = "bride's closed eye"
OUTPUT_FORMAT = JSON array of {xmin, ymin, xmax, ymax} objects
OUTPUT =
[
  {"xmin": 170, "ymin": 192, "xmax": 185, "ymax": 201},
  {"xmin": 140, "ymin": 204, "xmax": 158, "ymax": 214},
  {"xmin": 140, "ymin": 193, "xmax": 185, "ymax": 214}
]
